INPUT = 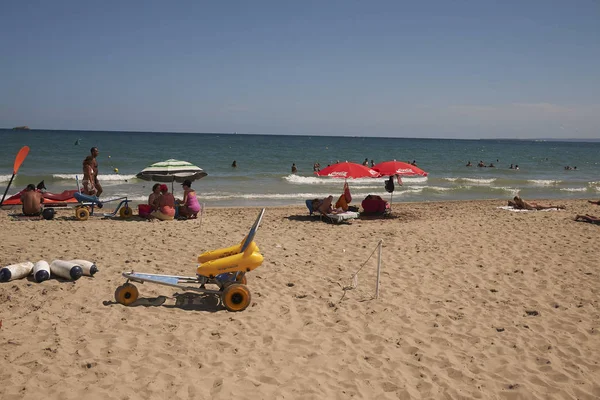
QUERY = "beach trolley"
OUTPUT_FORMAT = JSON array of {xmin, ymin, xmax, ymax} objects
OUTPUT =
[
  {"xmin": 115, "ymin": 208, "xmax": 265, "ymax": 312},
  {"xmin": 73, "ymin": 192, "xmax": 133, "ymax": 221}
]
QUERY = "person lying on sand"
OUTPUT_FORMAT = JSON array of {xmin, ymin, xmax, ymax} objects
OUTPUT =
[
  {"xmin": 588, "ymin": 200, "xmax": 600, "ymax": 205},
  {"xmin": 575, "ymin": 214, "xmax": 600, "ymax": 224},
  {"xmin": 508, "ymin": 196, "xmax": 565, "ymax": 210}
]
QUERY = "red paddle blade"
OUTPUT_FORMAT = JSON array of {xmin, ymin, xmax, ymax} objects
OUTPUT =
[{"xmin": 13, "ymin": 146, "xmax": 30, "ymax": 174}]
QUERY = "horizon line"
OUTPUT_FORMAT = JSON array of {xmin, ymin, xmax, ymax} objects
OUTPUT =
[{"xmin": 1, "ymin": 127, "xmax": 598, "ymax": 142}]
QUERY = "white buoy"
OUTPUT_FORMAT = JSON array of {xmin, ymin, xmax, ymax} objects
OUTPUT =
[
  {"xmin": 33, "ymin": 260, "xmax": 51, "ymax": 283},
  {"xmin": 0, "ymin": 262, "xmax": 34, "ymax": 282},
  {"xmin": 50, "ymin": 260, "xmax": 83, "ymax": 281},
  {"xmin": 68, "ymin": 259, "xmax": 98, "ymax": 276}
]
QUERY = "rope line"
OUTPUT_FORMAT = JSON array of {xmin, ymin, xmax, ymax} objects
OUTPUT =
[{"xmin": 336, "ymin": 242, "xmax": 381, "ymax": 304}]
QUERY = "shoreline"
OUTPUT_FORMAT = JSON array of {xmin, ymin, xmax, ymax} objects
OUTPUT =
[{"xmin": 1, "ymin": 198, "xmax": 599, "ymax": 399}]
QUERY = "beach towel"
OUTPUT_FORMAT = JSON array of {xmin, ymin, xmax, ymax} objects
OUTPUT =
[{"xmin": 497, "ymin": 206, "xmax": 563, "ymax": 213}]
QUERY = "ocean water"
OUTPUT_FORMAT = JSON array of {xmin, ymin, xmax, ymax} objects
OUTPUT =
[{"xmin": 1, "ymin": 129, "xmax": 599, "ymax": 207}]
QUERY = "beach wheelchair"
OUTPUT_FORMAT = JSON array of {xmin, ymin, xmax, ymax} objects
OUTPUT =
[
  {"xmin": 73, "ymin": 192, "xmax": 133, "ymax": 221},
  {"xmin": 115, "ymin": 208, "xmax": 265, "ymax": 312}
]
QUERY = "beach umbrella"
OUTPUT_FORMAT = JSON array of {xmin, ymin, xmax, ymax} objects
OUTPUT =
[
  {"xmin": 136, "ymin": 159, "xmax": 208, "ymax": 192},
  {"xmin": 372, "ymin": 160, "xmax": 428, "ymax": 177},
  {"xmin": 315, "ymin": 161, "xmax": 381, "ymax": 180},
  {"xmin": 373, "ymin": 160, "xmax": 428, "ymax": 209},
  {"xmin": 315, "ymin": 162, "xmax": 381, "ymax": 207}
]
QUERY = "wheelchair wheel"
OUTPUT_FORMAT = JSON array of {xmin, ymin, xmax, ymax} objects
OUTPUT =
[
  {"xmin": 75, "ymin": 207, "xmax": 90, "ymax": 221},
  {"xmin": 119, "ymin": 206, "xmax": 133, "ymax": 219},
  {"xmin": 115, "ymin": 283, "xmax": 139, "ymax": 306},
  {"xmin": 221, "ymin": 284, "xmax": 251, "ymax": 312}
]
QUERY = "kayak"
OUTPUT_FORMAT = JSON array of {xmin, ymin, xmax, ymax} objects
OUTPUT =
[{"xmin": 2, "ymin": 189, "xmax": 79, "ymax": 206}]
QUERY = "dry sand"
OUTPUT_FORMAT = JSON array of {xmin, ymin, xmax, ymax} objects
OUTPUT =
[{"xmin": 0, "ymin": 199, "xmax": 599, "ymax": 399}]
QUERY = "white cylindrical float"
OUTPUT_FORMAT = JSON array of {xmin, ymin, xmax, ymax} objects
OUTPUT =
[
  {"xmin": 0, "ymin": 262, "xmax": 34, "ymax": 282},
  {"xmin": 33, "ymin": 260, "xmax": 51, "ymax": 283},
  {"xmin": 50, "ymin": 260, "xmax": 83, "ymax": 281},
  {"xmin": 68, "ymin": 259, "xmax": 98, "ymax": 276}
]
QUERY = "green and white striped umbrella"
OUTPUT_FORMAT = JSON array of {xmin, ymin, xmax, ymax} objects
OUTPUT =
[{"xmin": 136, "ymin": 159, "xmax": 208, "ymax": 183}]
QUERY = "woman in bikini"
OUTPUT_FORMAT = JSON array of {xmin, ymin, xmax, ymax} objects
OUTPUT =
[{"xmin": 178, "ymin": 179, "xmax": 201, "ymax": 218}]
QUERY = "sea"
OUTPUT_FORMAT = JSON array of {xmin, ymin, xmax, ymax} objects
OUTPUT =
[{"xmin": 1, "ymin": 129, "xmax": 599, "ymax": 208}]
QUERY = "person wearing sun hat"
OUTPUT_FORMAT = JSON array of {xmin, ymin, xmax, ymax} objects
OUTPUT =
[
  {"xmin": 177, "ymin": 179, "xmax": 201, "ymax": 219},
  {"xmin": 149, "ymin": 184, "xmax": 175, "ymax": 220}
]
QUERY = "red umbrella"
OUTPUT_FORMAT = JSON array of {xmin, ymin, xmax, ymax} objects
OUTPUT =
[
  {"xmin": 315, "ymin": 162, "xmax": 380, "ymax": 210},
  {"xmin": 372, "ymin": 160, "xmax": 428, "ymax": 177},
  {"xmin": 315, "ymin": 161, "xmax": 381, "ymax": 179},
  {"xmin": 373, "ymin": 160, "xmax": 428, "ymax": 210}
]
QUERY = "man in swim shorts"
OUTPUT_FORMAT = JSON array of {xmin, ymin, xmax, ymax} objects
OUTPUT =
[
  {"xmin": 21, "ymin": 184, "xmax": 44, "ymax": 216},
  {"xmin": 82, "ymin": 147, "xmax": 102, "ymax": 197}
]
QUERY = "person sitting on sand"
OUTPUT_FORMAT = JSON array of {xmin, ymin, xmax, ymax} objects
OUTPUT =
[
  {"xmin": 148, "ymin": 183, "xmax": 161, "ymax": 206},
  {"xmin": 150, "ymin": 184, "xmax": 175, "ymax": 221},
  {"xmin": 508, "ymin": 196, "xmax": 565, "ymax": 210},
  {"xmin": 20, "ymin": 184, "xmax": 44, "ymax": 216},
  {"xmin": 575, "ymin": 214, "xmax": 600, "ymax": 224},
  {"xmin": 177, "ymin": 179, "xmax": 201, "ymax": 219},
  {"xmin": 588, "ymin": 200, "xmax": 600, "ymax": 205}
]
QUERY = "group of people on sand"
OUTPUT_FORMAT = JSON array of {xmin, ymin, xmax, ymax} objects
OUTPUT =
[
  {"xmin": 145, "ymin": 180, "xmax": 201, "ymax": 221},
  {"xmin": 504, "ymin": 195, "xmax": 600, "ymax": 225}
]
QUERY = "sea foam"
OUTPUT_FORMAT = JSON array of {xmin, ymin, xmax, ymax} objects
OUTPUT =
[{"xmin": 52, "ymin": 174, "xmax": 137, "ymax": 181}]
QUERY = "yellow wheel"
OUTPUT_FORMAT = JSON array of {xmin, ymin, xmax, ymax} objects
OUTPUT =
[
  {"xmin": 120, "ymin": 206, "xmax": 133, "ymax": 219},
  {"xmin": 221, "ymin": 284, "xmax": 251, "ymax": 312},
  {"xmin": 114, "ymin": 283, "xmax": 139, "ymax": 306},
  {"xmin": 75, "ymin": 207, "xmax": 90, "ymax": 221}
]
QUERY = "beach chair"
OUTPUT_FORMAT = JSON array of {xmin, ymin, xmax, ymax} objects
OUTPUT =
[{"xmin": 305, "ymin": 199, "xmax": 359, "ymax": 224}]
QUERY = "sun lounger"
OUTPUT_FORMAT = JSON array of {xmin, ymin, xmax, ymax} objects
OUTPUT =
[{"xmin": 305, "ymin": 200, "xmax": 359, "ymax": 224}]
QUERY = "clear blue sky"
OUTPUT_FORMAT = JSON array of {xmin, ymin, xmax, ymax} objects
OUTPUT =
[{"xmin": 1, "ymin": 0, "xmax": 598, "ymax": 138}]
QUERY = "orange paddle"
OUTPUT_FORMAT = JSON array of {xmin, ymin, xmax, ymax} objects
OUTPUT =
[{"xmin": 1, "ymin": 146, "xmax": 31, "ymax": 206}]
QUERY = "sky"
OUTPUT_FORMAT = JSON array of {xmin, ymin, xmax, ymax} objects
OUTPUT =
[{"xmin": 1, "ymin": 0, "xmax": 599, "ymax": 139}]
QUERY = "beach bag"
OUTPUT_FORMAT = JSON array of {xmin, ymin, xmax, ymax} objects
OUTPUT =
[
  {"xmin": 385, "ymin": 176, "xmax": 395, "ymax": 193},
  {"xmin": 138, "ymin": 204, "xmax": 153, "ymax": 218}
]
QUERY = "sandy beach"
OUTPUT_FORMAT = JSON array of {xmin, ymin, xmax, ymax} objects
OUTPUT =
[{"xmin": 0, "ymin": 199, "xmax": 599, "ymax": 399}]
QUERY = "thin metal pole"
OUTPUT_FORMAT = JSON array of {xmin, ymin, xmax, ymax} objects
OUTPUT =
[{"xmin": 375, "ymin": 239, "xmax": 383, "ymax": 299}]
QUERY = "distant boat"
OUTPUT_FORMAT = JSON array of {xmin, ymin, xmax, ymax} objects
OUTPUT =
[{"xmin": 13, "ymin": 126, "xmax": 30, "ymax": 130}]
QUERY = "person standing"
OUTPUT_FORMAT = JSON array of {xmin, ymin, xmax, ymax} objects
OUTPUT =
[
  {"xmin": 291, "ymin": 163, "xmax": 297, "ymax": 173},
  {"xmin": 83, "ymin": 147, "xmax": 102, "ymax": 197}
]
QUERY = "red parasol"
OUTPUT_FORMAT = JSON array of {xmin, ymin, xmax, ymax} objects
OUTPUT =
[
  {"xmin": 315, "ymin": 161, "xmax": 381, "ymax": 179},
  {"xmin": 373, "ymin": 160, "xmax": 428, "ymax": 210},
  {"xmin": 372, "ymin": 160, "xmax": 428, "ymax": 177}
]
